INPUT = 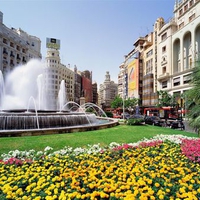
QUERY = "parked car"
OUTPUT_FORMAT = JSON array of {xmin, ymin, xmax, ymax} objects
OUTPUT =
[
  {"xmin": 170, "ymin": 120, "xmax": 185, "ymax": 130},
  {"xmin": 144, "ymin": 116, "xmax": 163, "ymax": 126},
  {"xmin": 162, "ymin": 119, "xmax": 185, "ymax": 130}
]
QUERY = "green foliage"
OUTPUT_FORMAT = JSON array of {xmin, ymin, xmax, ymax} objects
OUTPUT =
[
  {"xmin": 127, "ymin": 118, "xmax": 144, "ymax": 125},
  {"xmin": 157, "ymin": 90, "xmax": 178, "ymax": 107},
  {"xmin": 105, "ymin": 111, "xmax": 113, "ymax": 118},
  {"xmin": 124, "ymin": 97, "xmax": 139, "ymax": 108},
  {"xmin": 111, "ymin": 95, "xmax": 123, "ymax": 109},
  {"xmin": 85, "ymin": 107, "xmax": 96, "ymax": 114},
  {"xmin": 111, "ymin": 95, "xmax": 139, "ymax": 111}
]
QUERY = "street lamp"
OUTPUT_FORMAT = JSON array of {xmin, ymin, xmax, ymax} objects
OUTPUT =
[
  {"xmin": 123, "ymin": 92, "xmax": 125, "ymax": 120},
  {"xmin": 122, "ymin": 73, "xmax": 126, "ymax": 121},
  {"xmin": 180, "ymin": 97, "xmax": 183, "ymax": 130}
]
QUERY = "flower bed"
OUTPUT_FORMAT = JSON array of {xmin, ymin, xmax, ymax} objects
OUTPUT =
[{"xmin": 0, "ymin": 134, "xmax": 200, "ymax": 199}]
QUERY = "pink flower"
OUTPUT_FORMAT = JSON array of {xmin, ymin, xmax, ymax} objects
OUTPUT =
[{"xmin": 181, "ymin": 139, "xmax": 200, "ymax": 163}]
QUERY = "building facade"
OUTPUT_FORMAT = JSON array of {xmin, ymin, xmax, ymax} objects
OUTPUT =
[
  {"xmin": 118, "ymin": 0, "xmax": 200, "ymax": 108},
  {"xmin": 92, "ymin": 82, "xmax": 98, "ymax": 104},
  {"xmin": 74, "ymin": 65, "xmax": 82, "ymax": 104},
  {"xmin": 44, "ymin": 48, "xmax": 75, "ymax": 110},
  {"xmin": 118, "ymin": 39, "xmax": 143, "ymax": 103},
  {"xmin": 81, "ymin": 70, "xmax": 93, "ymax": 103},
  {"xmin": 0, "ymin": 11, "xmax": 41, "ymax": 78},
  {"xmin": 157, "ymin": 0, "xmax": 200, "ymax": 103}
]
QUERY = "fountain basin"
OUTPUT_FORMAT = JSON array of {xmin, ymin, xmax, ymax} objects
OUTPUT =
[{"xmin": 0, "ymin": 111, "xmax": 119, "ymax": 137}]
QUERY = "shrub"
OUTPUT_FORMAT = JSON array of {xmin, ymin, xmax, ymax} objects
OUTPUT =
[
  {"xmin": 105, "ymin": 111, "xmax": 113, "ymax": 118},
  {"xmin": 127, "ymin": 118, "xmax": 144, "ymax": 125}
]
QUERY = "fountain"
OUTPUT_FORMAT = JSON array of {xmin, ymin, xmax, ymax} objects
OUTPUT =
[
  {"xmin": 58, "ymin": 80, "xmax": 67, "ymax": 112},
  {"xmin": 0, "ymin": 59, "xmax": 118, "ymax": 137}
]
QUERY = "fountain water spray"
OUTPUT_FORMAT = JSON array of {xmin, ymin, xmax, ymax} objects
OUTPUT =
[
  {"xmin": 1, "ymin": 59, "xmax": 46, "ymax": 110},
  {"xmin": 0, "ymin": 70, "xmax": 5, "ymax": 111},
  {"xmin": 58, "ymin": 80, "xmax": 67, "ymax": 112},
  {"xmin": 37, "ymin": 74, "xmax": 46, "ymax": 110}
]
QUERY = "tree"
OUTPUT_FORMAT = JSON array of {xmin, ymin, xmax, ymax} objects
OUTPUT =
[
  {"xmin": 111, "ymin": 95, "xmax": 123, "ymax": 109},
  {"xmin": 125, "ymin": 97, "xmax": 138, "ymax": 108},
  {"xmin": 157, "ymin": 90, "xmax": 178, "ymax": 107},
  {"xmin": 111, "ymin": 96, "xmax": 139, "ymax": 113},
  {"xmin": 185, "ymin": 60, "xmax": 200, "ymax": 135}
]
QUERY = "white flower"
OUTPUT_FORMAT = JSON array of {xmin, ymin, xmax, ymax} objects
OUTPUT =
[
  {"xmin": 44, "ymin": 146, "xmax": 53, "ymax": 152},
  {"xmin": 0, "ymin": 134, "xmax": 198, "ymax": 161},
  {"xmin": 36, "ymin": 151, "xmax": 43, "ymax": 156}
]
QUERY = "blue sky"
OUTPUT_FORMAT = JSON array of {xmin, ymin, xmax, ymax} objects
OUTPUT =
[{"xmin": 1, "ymin": 0, "xmax": 175, "ymax": 86}]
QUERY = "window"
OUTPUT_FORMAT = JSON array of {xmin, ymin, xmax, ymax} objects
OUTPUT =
[
  {"xmin": 189, "ymin": 0, "xmax": 194, "ymax": 6},
  {"xmin": 3, "ymin": 38, "xmax": 7, "ymax": 44},
  {"xmin": 184, "ymin": 4, "xmax": 188, "ymax": 11},
  {"xmin": 189, "ymin": 13, "xmax": 195, "ymax": 22},
  {"xmin": 179, "ymin": 22, "xmax": 184, "ymax": 29},
  {"xmin": 146, "ymin": 59, "xmax": 153, "ymax": 74},
  {"xmin": 146, "ymin": 49, "xmax": 153, "ymax": 57},
  {"xmin": 179, "ymin": 9, "xmax": 183, "ymax": 16},
  {"xmin": 162, "ymin": 81, "xmax": 167, "ymax": 88},
  {"xmin": 161, "ymin": 33, "xmax": 167, "ymax": 41},
  {"xmin": 173, "ymin": 77, "xmax": 180, "ymax": 86},
  {"xmin": 16, "ymin": 45, "xmax": 20, "ymax": 51},
  {"xmin": 183, "ymin": 74, "xmax": 191, "ymax": 84},
  {"xmin": 189, "ymin": 58, "xmax": 192, "ymax": 67},
  {"xmin": 10, "ymin": 42, "xmax": 14, "ymax": 48},
  {"xmin": 162, "ymin": 46, "xmax": 166, "ymax": 53},
  {"xmin": 162, "ymin": 67, "xmax": 166, "ymax": 74}
]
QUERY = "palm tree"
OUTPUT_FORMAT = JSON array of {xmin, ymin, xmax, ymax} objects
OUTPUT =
[{"xmin": 185, "ymin": 60, "xmax": 200, "ymax": 136}]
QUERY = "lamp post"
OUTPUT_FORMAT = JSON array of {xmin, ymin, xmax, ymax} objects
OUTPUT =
[
  {"xmin": 123, "ymin": 91, "xmax": 125, "ymax": 120},
  {"xmin": 122, "ymin": 70, "xmax": 126, "ymax": 121},
  {"xmin": 180, "ymin": 97, "xmax": 183, "ymax": 130}
]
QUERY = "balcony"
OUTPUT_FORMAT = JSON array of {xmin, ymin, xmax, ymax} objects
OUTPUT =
[
  {"xmin": 158, "ymin": 72, "xmax": 170, "ymax": 81},
  {"xmin": 17, "ymin": 56, "xmax": 21, "ymax": 61},
  {"xmin": 10, "ymin": 53, "xmax": 15, "ymax": 58},
  {"xmin": 3, "ymin": 60, "xmax": 8, "ymax": 65},
  {"xmin": 3, "ymin": 50, "xmax": 8, "ymax": 56},
  {"xmin": 143, "ymin": 41, "xmax": 152, "ymax": 48}
]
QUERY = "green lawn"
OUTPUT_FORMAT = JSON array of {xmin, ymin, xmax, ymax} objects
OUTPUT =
[{"xmin": 0, "ymin": 124, "xmax": 198, "ymax": 157}]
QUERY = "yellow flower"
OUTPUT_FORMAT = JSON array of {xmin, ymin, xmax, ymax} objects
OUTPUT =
[
  {"xmin": 159, "ymin": 194, "xmax": 164, "ymax": 200},
  {"xmin": 155, "ymin": 182, "xmax": 160, "ymax": 187},
  {"xmin": 179, "ymin": 187, "xmax": 185, "ymax": 193}
]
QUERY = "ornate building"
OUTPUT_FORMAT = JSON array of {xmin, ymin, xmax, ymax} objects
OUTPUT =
[
  {"xmin": 118, "ymin": 0, "xmax": 200, "ymax": 108},
  {"xmin": 99, "ymin": 71, "xmax": 118, "ymax": 109},
  {"xmin": 0, "ymin": 11, "xmax": 41, "ymax": 78},
  {"xmin": 44, "ymin": 48, "xmax": 74, "ymax": 110}
]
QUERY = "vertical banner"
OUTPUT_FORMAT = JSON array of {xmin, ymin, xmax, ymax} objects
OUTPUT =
[{"xmin": 128, "ymin": 59, "xmax": 138, "ymax": 98}]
